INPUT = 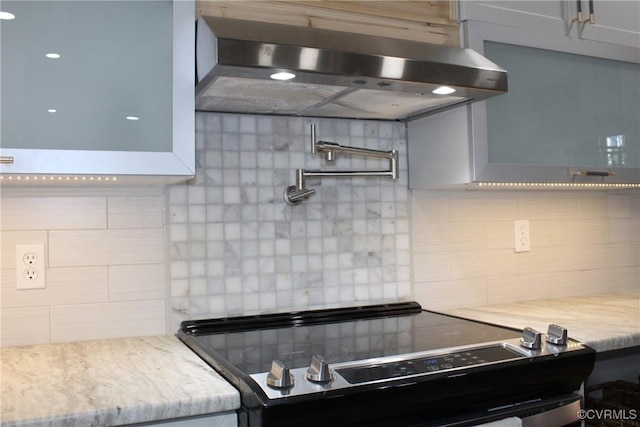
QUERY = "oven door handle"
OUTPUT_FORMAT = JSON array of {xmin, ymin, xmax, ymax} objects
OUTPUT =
[
  {"xmin": 518, "ymin": 396, "xmax": 581, "ymax": 427},
  {"xmin": 439, "ymin": 393, "xmax": 582, "ymax": 427}
]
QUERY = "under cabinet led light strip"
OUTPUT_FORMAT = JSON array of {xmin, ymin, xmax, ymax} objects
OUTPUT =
[
  {"xmin": 477, "ymin": 182, "xmax": 640, "ymax": 189},
  {"xmin": 0, "ymin": 176, "xmax": 118, "ymax": 182}
]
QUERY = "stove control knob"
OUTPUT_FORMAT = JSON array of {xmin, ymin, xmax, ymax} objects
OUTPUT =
[
  {"xmin": 267, "ymin": 359, "xmax": 294, "ymax": 389},
  {"xmin": 520, "ymin": 327, "xmax": 542, "ymax": 350},
  {"xmin": 546, "ymin": 324, "xmax": 568, "ymax": 346},
  {"xmin": 306, "ymin": 354, "xmax": 333, "ymax": 383}
]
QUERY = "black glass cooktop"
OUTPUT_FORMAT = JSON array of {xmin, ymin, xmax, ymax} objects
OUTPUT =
[{"xmin": 181, "ymin": 302, "xmax": 521, "ymax": 375}]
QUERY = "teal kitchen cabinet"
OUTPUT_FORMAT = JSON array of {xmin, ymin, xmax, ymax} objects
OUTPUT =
[
  {"xmin": 0, "ymin": 0, "xmax": 194, "ymax": 182},
  {"xmin": 408, "ymin": 20, "xmax": 640, "ymax": 188}
]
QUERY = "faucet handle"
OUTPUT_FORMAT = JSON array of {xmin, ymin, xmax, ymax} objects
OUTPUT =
[
  {"xmin": 284, "ymin": 185, "xmax": 316, "ymax": 206},
  {"xmin": 311, "ymin": 124, "xmax": 317, "ymax": 154},
  {"xmin": 311, "ymin": 124, "xmax": 340, "ymax": 161}
]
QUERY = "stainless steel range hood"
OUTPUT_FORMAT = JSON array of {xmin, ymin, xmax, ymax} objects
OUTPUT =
[{"xmin": 195, "ymin": 16, "xmax": 508, "ymax": 121}]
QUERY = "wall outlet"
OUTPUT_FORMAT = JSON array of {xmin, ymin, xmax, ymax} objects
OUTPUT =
[
  {"xmin": 514, "ymin": 220, "xmax": 530, "ymax": 253},
  {"xmin": 16, "ymin": 244, "xmax": 46, "ymax": 289}
]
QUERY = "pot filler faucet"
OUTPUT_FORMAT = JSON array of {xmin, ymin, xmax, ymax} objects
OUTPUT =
[{"xmin": 284, "ymin": 125, "xmax": 399, "ymax": 206}]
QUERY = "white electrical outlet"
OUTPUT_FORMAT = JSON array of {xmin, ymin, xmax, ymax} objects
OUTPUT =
[
  {"xmin": 514, "ymin": 220, "xmax": 530, "ymax": 253},
  {"xmin": 16, "ymin": 244, "xmax": 46, "ymax": 289}
]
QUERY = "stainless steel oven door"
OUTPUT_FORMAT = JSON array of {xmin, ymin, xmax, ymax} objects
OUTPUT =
[
  {"xmin": 519, "ymin": 395, "xmax": 581, "ymax": 427},
  {"xmin": 435, "ymin": 393, "xmax": 582, "ymax": 427}
]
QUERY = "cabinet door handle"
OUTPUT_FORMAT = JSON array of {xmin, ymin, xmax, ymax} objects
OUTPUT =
[
  {"xmin": 576, "ymin": 0, "xmax": 595, "ymax": 24},
  {"xmin": 577, "ymin": 0, "xmax": 583, "ymax": 23},
  {"xmin": 574, "ymin": 171, "xmax": 615, "ymax": 177},
  {"xmin": 0, "ymin": 156, "xmax": 14, "ymax": 164}
]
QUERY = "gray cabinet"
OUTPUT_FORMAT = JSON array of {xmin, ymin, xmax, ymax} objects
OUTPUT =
[
  {"xmin": 459, "ymin": 0, "xmax": 640, "ymax": 50},
  {"xmin": 0, "ymin": 1, "xmax": 194, "ymax": 182},
  {"xmin": 408, "ymin": 21, "xmax": 640, "ymax": 189}
]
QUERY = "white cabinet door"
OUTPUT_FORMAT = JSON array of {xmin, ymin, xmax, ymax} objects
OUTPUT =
[
  {"xmin": 459, "ymin": 0, "xmax": 640, "ymax": 50},
  {"xmin": 0, "ymin": 1, "xmax": 194, "ymax": 182},
  {"xmin": 458, "ymin": 1, "xmax": 572, "ymax": 35},
  {"xmin": 577, "ymin": 0, "xmax": 640, "ymax": 48}
]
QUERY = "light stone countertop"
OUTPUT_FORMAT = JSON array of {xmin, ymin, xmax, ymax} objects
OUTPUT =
[
  {"xmin": 437, "ymin": 293, "xmax": 640, "ymax": 353},
  {"xmin": 0, "ymin": 335, "xmax": 240, "ymax": 427},
  {"xmin": 3, "ymin": 295, "xmax": 637, "ymax": 426}
]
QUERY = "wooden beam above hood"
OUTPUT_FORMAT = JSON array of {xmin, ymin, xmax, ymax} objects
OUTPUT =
[{"xmin": 195, "ymin": 1, "xmax": 459, "ymax": 47}]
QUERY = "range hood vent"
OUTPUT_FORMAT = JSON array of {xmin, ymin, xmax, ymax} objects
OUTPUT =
[{"xmin": 195, "ymin": 16, "xmax": 508, "ymax": 121}]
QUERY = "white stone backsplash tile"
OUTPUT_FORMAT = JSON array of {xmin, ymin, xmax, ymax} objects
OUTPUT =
[
  {"xmin": 49, "ymin": 300, "xmax": 166, "ymax": 343},
  {"xmin": 167, "ymin": 113, "xmax": 412, "ymax": 330},
  {"xmin": 608, "ymin": 266, "xmax": 640, "ymax": 294},
  {"xmin": 107, "ymin": 197, "xmax": 164, "ymax": 229},
  {"xmin": 487, "ymin": 273, "xmax": 553, "ymax": 305},
  {"xmin": 412, "ymin": 189, "xmax": 640, "ymax": 312},
  {"xmin": 50, "ymin": 229, "xmax": 164, "ymax": 267},
  {"xmin": 0, "ymin": 197, "xmax": 106, "ymax": 230},
  {"xmin": 1, "ymin": 267, "xmax": 108, "ymax": 308},
  {"xmin": 108, "ymin": 264, "xmax": 165, "ymax": 302},
  {"xmin": 0, "ymin": 188, "xmax": 167, "ymax": 346},
  {"xmin": 0, "ymin": 230, "xmax": 48, "ymax": 270},
  {"xmin": 0, "ymin": 307, "xmax": 50, "ymax": 346}
]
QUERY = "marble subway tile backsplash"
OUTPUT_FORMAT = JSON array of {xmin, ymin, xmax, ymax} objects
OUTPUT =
[{"xmin": 168, "ymin": 113, "xmax": 412, "ymax": 331}]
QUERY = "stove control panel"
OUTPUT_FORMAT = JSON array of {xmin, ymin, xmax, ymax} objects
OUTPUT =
[
  {"xmin": 250, "ymin": 338, "xmax": 589, "ymax": 400},
  {"xmin": 336, "ymin": 345, "xmax": 521, "ymax": 384}
]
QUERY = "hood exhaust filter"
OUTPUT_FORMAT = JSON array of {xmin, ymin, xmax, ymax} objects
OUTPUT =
[{"xmin": 196, "ymin": 16, "xmax": 508, "ymax": 121}]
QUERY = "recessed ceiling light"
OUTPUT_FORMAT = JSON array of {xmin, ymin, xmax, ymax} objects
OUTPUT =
[
  {"xmin": 47, "ymin": 109, "xmax": 57, "ymax": 113},
  {"xmin": 46, "ymin": 53, "xmax": 61, "ymax": 59},
  {"xmin": 432, "ymin": 86, "xmax": 456, "ymax": 95},
  {"xmin": 0, "ymin": 11, "xmax": 15, "ymax": 20},
  {"xmin": 126, "ymin": 116, "xmax": 140, "ymax": 121},
  {"xmin": 270, "ymin": 72, "xmax": 296, "ymax": 81}
]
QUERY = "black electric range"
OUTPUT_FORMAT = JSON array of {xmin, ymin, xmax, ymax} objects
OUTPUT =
[{"xmin": 177, "ymin": 301, "xmax": 595, "ymax": 427}]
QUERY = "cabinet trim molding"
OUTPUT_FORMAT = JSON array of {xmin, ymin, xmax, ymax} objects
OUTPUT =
[{"xmin": 464, "ymin": 20, "xmax": 639, "ymax": 64}]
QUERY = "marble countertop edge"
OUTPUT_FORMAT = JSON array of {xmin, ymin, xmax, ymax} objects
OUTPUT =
[
  {"xmin": 1, "ymin": 397, "xmax": 240, "ymax": 427},
  {"xmin": 0, "ymin": 335, "xmax": 240, "ymax": 427}
]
